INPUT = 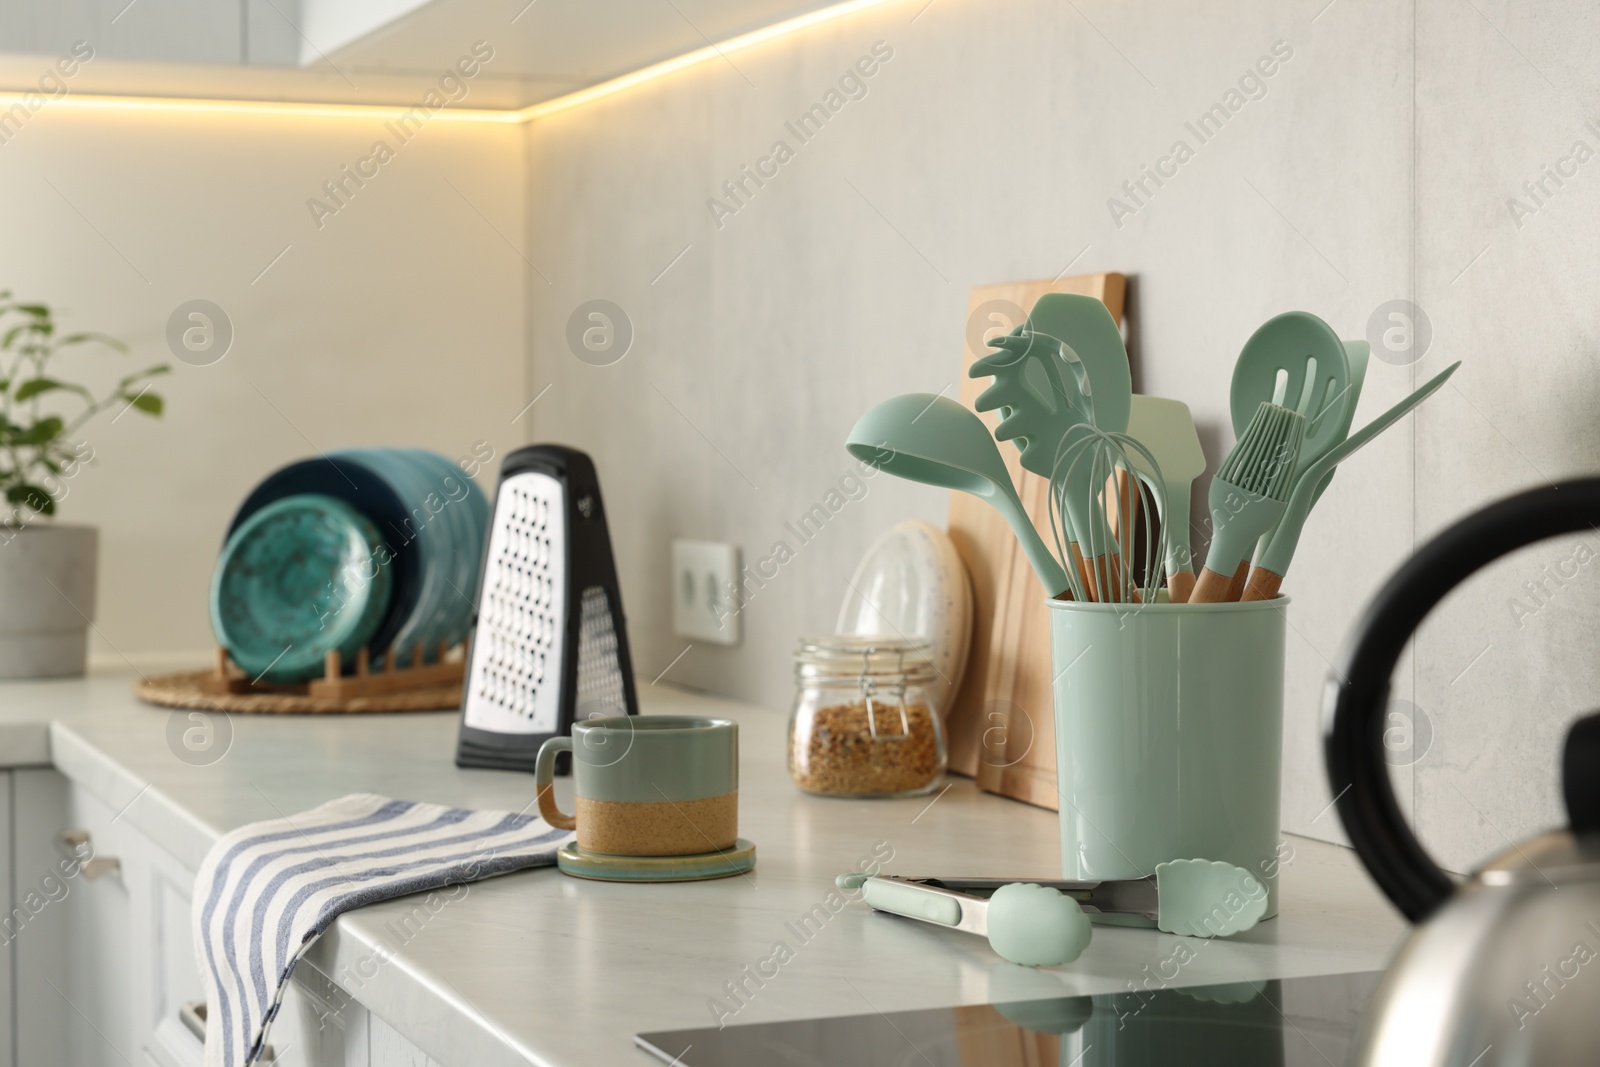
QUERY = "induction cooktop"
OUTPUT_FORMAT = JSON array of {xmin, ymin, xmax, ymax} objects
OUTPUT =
[{"xmin": 636, "ymin": 969, "xmax": 1381, "ymax": 1067}]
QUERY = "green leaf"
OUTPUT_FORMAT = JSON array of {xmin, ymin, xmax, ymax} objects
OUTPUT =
[
  {"xmin": 12, "ymin": 417, "xmax": 63, "ymax": 445},
  {"xmin": 57, "ymin": 331, "xmax": 126, "ymax": 352},
  {"xmin": 126, "ymin": 392, "xmax": 163, "ymax": 416},
  {"xmin": 5, "ymin": 484, "xmax": 54, "ymax": 515},
  {"xmin": 117, "ymin": 364, "xmax": 171, "ymax": 388},
  {"xmin": 1, "ymin": 323, "xmax": 44, "ymax": 349},
  {"xmin": 13, "ymin": 378, "xmax": 87, "ymax": 402}
]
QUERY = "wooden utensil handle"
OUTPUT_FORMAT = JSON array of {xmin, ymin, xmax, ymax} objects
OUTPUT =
[
  {"xmin": 1190, "ymin": 561, "xmax": 1249, "ymax": 603},
  {"xmin": 1226, "ymin": 561, "xmax": 1249, "ymax": 601},
  {"xmin": 1166, "ymin": 570, "xmax": 1195, "ymax": 604},
  {"xmin": 1242, "ymin": 567, "xmax": 1284, "ymax": 601}
]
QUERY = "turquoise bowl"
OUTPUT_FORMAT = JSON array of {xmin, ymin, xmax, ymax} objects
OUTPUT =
[{"xmin": 210, "ymin": 494, "xmax": 394, "ymax": 683}]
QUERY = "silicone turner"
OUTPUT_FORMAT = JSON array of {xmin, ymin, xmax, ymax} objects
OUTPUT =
[{"xmin": 840, "ymin": 858, "xmax": 1268, "ymax": 964}]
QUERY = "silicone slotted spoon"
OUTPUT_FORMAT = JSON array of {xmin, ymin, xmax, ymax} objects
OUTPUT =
[
  {"xmin": 1230, "ymin": 312, "xmax": 1351, "ymax": 596},
  {"xmin": 846, "ymin": 393, "xmax": 1071, "ymax": 598},
  {"xmin": 1190, "ymin": 402, "xmax": 1305, "ymax": 603}
]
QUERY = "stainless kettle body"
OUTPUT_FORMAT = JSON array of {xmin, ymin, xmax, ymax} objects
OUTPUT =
[{"xmin": 1325, "ymin": 478, "xmax": 1600, "ymax": 1066}]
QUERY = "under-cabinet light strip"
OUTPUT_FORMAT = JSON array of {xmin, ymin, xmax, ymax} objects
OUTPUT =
[
  {"xmin": 512, "ymin": 0, "xmax": 897, "ymax": 123},
  {"xmin": 0, "ymin": 0, "xmax": 896, "ymax": 126},
  {"xmin": 0, "ymin": 92, "xmax": 521, "ymax": 123}
]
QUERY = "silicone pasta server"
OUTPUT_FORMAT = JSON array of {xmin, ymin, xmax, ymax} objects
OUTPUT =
[
  {"xmin": 1124, "ymin": 395, "xmax": 1206, "ymax": 602},
  {"xmin": 971, "ymin": 294, "xmax": 1138, "ymax": 601},
  {"xmin": 973, "ymin": 330, "xmax": 1115, "ymax": 597},
  {"xmin": 838, "ymin": 858, "xmax": 1268, "ymax": 965},
  {"xmin": 846, "ymin": 393, "xmax": 1071, "ymax": 597},
  {"xmin": 1243, "ymin": 360, "xmax": 1461, "ymax": 600},
  {"xmin": 1190, "ymin": 401, "xmax": 1305, "ymax": 603}
]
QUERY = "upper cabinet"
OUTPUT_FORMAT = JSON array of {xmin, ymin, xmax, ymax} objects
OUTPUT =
[{"xmin": 0, "ymin": 0, "xmax": 845, "ymax": 109}]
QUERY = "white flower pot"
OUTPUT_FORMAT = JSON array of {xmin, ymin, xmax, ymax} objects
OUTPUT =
[{"xmin": 0, "ymin": 524, "xmax": 98, "ymax": 678}]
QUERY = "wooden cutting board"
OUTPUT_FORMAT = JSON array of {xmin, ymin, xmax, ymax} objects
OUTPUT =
[{"xmin": 944, "ymin": 273, "xmax": 1127, "ymax": 811}]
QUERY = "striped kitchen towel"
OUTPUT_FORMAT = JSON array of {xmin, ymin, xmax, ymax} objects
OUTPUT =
[{"xmin": 193, "ymin": 793, "xmax": 571, "ymax": 1067}]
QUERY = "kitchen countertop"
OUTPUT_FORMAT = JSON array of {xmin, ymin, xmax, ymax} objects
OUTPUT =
[{"xmin": 0, "ymin": 673, "xmax": 1410, "ymax": 1067}]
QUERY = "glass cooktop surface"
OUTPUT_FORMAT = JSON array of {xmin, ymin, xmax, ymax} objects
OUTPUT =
[{"xmin": 636, "ymin": 969, "xmax": 1382, "ymax": 1067}]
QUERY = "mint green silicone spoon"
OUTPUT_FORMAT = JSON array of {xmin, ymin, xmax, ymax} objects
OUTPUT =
[
  {"xmin": 846, "ymin": 393, "xmax": 1071, "ymax": 597},
  {"xmin": 1231, "ymin": 311, "xmax": 1350, "ymax": 467},
  {"xmin": 1228, "ymin": 314, "xmax": 1351, "ymax": 599},
  {"xmin": 1243, "ymin": 360, "xmax": 1461, "ymax": 600}
]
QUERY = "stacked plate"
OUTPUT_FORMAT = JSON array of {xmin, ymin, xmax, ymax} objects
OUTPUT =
[{"xmin": 212, "ymin": 448, "xmax": 490, "ymax": 683}]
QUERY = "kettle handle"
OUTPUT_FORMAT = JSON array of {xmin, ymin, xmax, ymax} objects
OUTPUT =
[{"xmin": 1325, "ymin": 477, "xmax": 1600, "ymax": 923}]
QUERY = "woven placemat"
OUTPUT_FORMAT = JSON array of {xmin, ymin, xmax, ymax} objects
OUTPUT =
[{"xmin": 134, "ymin": 670, "xmax": 460, "ymax": 715}]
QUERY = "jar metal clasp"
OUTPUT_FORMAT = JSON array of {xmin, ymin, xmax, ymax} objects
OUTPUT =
[{"xmin": 860, "ymin": 645, "xmax": 911, "ymax": 741}]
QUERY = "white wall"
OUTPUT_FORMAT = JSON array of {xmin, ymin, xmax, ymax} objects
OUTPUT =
[
  {"xmin": 0, "ymin": 104, "xmax": 526, "ymax": 669},
  {"xmin": 524, "ymin": 0, "xmax": 1600, "ymax": 867}
]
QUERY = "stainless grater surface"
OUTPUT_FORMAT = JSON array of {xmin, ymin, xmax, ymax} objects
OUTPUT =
[
  {"xmin": 575, "ymin": 585, "xmax": 628, "ymax": 718},
  {"xmin": 463, "ymin": 471, "xmax": 566, "ymax": 735}
]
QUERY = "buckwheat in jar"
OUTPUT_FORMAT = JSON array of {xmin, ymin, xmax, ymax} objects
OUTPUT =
[{"xmin": 788, "ymin": 636, "xmax": 945, "ymax": 798}]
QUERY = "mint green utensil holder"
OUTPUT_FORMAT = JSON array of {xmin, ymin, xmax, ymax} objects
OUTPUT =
[{"xmin": 1048, "ymin": 597, "xmax": 1287, "ymax": 923}]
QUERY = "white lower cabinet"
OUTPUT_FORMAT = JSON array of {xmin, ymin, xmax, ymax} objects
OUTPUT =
[{"xmin": 10, "ymin": 770, "xmax": 444, "ymax": 1067}]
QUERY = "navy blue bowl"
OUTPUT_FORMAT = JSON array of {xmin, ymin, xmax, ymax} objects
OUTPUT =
[{"xmin": 225, "ymin": 456, "xmax": 422, "ymax": 662}]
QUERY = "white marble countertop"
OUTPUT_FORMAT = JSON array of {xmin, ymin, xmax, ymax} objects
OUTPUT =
[{"xmin": 0, "ymin": 673, "xmax": 1411, "ymax": 1067}]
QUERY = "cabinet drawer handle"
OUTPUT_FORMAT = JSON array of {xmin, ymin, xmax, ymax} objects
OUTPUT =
[
  {"xmin": 179, "ymin": 1000, "xmax": 206, "ymax": 1042},
  {"xmin": 57, "ymin": 829, "xmax": 121, "ymax": 880},
  {"xmin": 178, "ymin": 1001, "xmax": 274, "ymax": 1062}
]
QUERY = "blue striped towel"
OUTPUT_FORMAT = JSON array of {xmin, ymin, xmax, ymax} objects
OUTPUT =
[{"xmin": 193, "ymin": 793, "xmax": 571, "ymax": 1067}]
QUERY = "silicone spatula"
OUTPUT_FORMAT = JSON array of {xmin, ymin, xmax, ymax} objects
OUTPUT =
[{"xmin": 1124, "ymin": 395, "xmax": 1206, "ymax": 602}]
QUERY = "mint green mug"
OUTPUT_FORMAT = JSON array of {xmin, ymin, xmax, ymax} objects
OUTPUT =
[{"xmin": 534, "ymin": 716, "xmax": 739, "ymax": 856}]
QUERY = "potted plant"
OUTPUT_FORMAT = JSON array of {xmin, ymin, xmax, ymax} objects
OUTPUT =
[{"xmin": 0, "ymin": 293, "xmax": 168, "ymax": 678}]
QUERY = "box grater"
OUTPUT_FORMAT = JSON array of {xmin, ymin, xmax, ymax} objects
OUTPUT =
[{"xmin": 455, "ymin": 444, "xmax": 638, "ymax": 772}]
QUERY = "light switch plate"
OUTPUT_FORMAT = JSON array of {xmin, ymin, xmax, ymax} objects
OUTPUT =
[{"xmin": 671, "ymin": 540, "xmax": 741, "ymax": 646}]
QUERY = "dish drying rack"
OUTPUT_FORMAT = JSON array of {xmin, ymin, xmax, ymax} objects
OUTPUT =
[{"xmin": 199, "ymin": 642, "xmax": 465, "ymax": 698}]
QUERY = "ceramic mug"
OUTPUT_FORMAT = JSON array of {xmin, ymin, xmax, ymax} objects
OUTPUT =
[{"xmin": 534, "ymin": 716, "xmax": 739, "ymax": 856}]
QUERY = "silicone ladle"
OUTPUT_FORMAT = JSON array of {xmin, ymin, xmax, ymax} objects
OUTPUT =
[{"xmin": 847, "ymin": 393, "xmax": 1070, "ymax": 597}]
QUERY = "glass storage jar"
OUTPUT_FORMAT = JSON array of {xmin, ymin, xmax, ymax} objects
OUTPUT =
[{"xmin": 788, "ymin": 635, "xmax": 945, "ymax": 798}]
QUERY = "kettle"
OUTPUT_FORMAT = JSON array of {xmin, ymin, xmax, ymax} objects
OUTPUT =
[{"xmin": 1326, "ymin": 478, "xmax": 1600, "ymax": 1066}]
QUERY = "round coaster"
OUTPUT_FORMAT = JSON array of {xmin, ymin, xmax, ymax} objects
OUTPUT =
[{"xmin": 557, "ymin": 839, "xmax": 756, "ymax": 882}]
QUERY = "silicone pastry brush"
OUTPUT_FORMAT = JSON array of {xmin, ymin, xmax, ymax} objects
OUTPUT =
[
  {"xmin": 838, "ymin": 858, "xmax": 1267, "ymax": 960},
  {"xmin": 1243, "ymin": 360, "xmax": 1460, "ymax": 600},
  {"xmin": 1190, "ymin": 402, "xmax": 1305, "ymax": 603}
]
